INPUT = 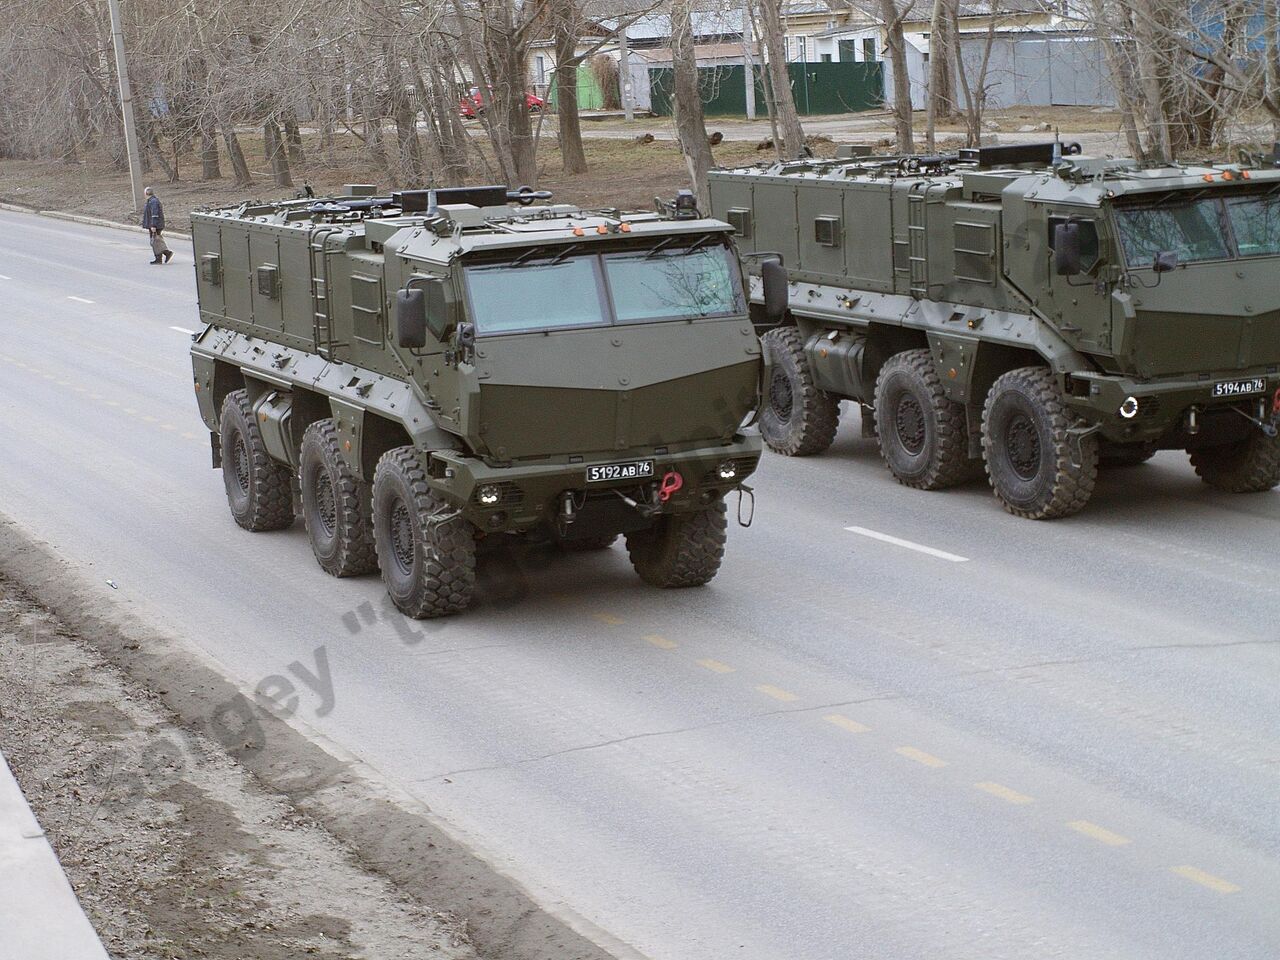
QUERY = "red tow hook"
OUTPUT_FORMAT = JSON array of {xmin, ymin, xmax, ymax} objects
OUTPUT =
[
  {"xmin": 658, "ymin": 471, "xmax": 684, "ymax": 503},
  {"xmin": 1273, "ymin": 386, "xmax": 1280, "ymax": 416}
]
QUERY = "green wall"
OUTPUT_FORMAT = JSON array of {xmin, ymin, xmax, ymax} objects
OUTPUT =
[{"xmin": 649, "ymin": 62, "xmax": 883, "ymax": 118}]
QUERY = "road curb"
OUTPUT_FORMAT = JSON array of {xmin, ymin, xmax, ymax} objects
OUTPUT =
[
  {"xmin": 0, "ymin": 514, "xmax": 642, "ymax": 960},
  {"xmin": 0, "ymin": 751, "xmax": 110, "ymax": 960},
  {"xmin": 0, "ymin": 201, "xmax": 192, "ymax": 241}
]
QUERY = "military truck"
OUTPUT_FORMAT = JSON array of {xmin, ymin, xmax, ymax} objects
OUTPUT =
[
  {"xmin": 709, "ymin": 143, "xmax": 1280, "ymax": 519},
  {"xmin": 188, "ymin": 185, "xmax": 761, "ymax": 617}
]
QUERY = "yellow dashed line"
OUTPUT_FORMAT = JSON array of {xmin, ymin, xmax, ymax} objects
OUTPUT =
[
  {"xmin": 139, "ymin": 415, "xmax": 158, "ymax": 423},
  {"xmin": 123, "ymin": 407, "xmax": 138, "ymax": 415},
  {"xmin": 643, "ymin": 634, "xmax": 677, "ymax": 650},
  {"xmin": 103, "ymin": 400, "xmax": 119, "ymax": 407},
  {"xmin": 1067, "ymin": 820, "xmax": 1131, "ymax": 846},
  {"xmin": 181, "ymin": 432, "xmax": 200, "ymax": 441},
  {"xmin": 755, "ymin": 684, "xmax": 798, "ymax": 702},
  {"xmin": 1170, "ymin": 865, "xmax": 1240, "ymax": 894},
  {"xmin": 696, "ymin": 658, "xmax": 736, "ymax": 674},
  {"xmin": 895, "ymin": 746, "xmax": 947, "ymax": 768},
  {"xmin": 593, "ymin": 613, "xmax": 624, "ymax": 626},
  {"xmin": 974, "ymin": 781, "xmax": 1034, "ymax": 805},
  {"xmin": 159, "ymin": 423, "xmax": 177, "ymax": 431},
  {"xmin": 73, "ymin": 386, "xmax": 88, "ymax": 393},
  {"xmin": 823, "ymin": 714, "xmax": 870, "ymax": 734}
]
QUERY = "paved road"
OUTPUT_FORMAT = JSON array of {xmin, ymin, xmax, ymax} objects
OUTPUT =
[{"xmin": 2, "ymin": 208, "xmax": 1278, "ymax": 960}]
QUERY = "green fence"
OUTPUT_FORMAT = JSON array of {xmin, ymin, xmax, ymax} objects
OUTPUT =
[
  {"xmin": 649, "ymin": 62, "xmax": 883, "ymax": 118},
  {"xmin": 547, "ymin": 67, "xmax": 604, "ymax": 111}
]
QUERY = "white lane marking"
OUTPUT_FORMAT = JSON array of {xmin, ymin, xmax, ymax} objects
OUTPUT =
[
  {"xmin": 67, "ymin": 295, "xmax": 94, "ymax": 304},
  {"xmin": 0, "ymin": 274, "xmax": 11, "ymax": 280},
  {"xmin": 170, "ymin": 326, "xmax": 197, "ymax": 335},
  {"xmin": 844, "ymin": 526, "xmax": 970, "ymax": 563}
]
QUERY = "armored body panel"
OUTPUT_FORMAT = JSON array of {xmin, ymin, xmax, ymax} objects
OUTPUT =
[
  {"xmin": 190, "ymin": 186, "xmax": 762, "ymax": 615},
  {"xmin": 709, "ymin": 145, "xmax": 1280, "ymax": 518}
]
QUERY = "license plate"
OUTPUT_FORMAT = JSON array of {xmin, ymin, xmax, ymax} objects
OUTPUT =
[
  {"xmin": 586, "ymin": 460, "xmax": 654, "ymax": 483},
  {"xmin": 1211, "ymin": 378, "xmax": 1266, "ymax": 398}
]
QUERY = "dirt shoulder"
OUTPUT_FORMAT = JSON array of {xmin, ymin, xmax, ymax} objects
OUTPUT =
[
  {"xmin": 0, "ymin": 517, "xmax": 626, "ymax": 960},
  {"xmin": 0, "ymin": 577, "xmax": 476, "ymax": 960}
]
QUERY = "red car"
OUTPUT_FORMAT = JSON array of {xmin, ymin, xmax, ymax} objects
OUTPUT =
[{"xmin": 460, "ymin": 86, "xmax": 544, "ymax": 118}]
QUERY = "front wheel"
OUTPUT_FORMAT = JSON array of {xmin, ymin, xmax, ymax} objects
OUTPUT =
[
  {"xmin": 981, "ymin": 367, "xmax": 1098, "ymax": 520},
  {"xmin": 759, "ymin": 327, "xmax": 841, "ymax": 456},
  {"xmin": 371, "ymin": 447, "xmax": 476, "ymax": 618},
  {"xmin": 1190, "ymin": 432, "xmax": 1280, "ymax": 493},
  {"xmin": 625, "ymin": 502, "xmax": 727, "ymax": 588}
]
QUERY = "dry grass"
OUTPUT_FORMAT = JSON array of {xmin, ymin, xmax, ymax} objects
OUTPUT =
[{"xmin": 0, "ymin": 130, "xmax": 783, "ymax": 233}]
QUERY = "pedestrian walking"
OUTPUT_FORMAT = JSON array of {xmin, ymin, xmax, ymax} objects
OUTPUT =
[{"xmin": 142, "ymin": 186, "xmax": 173, "ymax": 265}]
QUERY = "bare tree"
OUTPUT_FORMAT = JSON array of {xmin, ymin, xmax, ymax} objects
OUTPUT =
[
  {"xmin": 754, "ymin": 0, "xmax": 806, "ymax": 157},
  {"xmin": 668, "ymin": 0, "xmax": 715, "ymax": 202}
]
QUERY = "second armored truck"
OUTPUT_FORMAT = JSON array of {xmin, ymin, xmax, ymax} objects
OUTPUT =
[
  {"xmin": 709, "ymin": 143, "xmax": 1280, "ymax": 518},
  {"xmin": 189, "ymin": 186, "xmax": 761, "ymax": 617}
]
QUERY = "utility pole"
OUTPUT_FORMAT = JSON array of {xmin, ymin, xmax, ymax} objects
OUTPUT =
[
  {"xmin": 106, "ymin": 0, "xmax": 145, "ymax": 214},
  {"xmin": 619, "ymin": 26, "xmax": 634, "ymax": 121}
]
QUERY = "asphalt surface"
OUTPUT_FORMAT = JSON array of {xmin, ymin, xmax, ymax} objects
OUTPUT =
[{"xmin": 2, "ymin": 208, "xmax": 1278, "ymax": 960}]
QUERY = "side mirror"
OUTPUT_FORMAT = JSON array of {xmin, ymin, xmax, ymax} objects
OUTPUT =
[
  {"xmin": 762, "ymin": 258, "xmax": 789, "ymax": 323},
  {"xmin": 1153, "ymin": 251, "xmax": 1178, "ymax": 273},
  {"xmin": 395, "ymin": 288, "xmax": 427, "ymax": 349},
  {"xmin": 1054, "ymin": 222, "xmax": 1082, "ymax": 276},
  {"xmin": 456, "ymin": 322, "xmax": 476, "ymax": 350}
]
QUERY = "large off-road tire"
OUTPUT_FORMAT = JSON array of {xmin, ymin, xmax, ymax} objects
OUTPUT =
[
  {"xmin": 219, "ymin": 389, "xmax": 294, "ymax": 532},
  {"xmin": 625, "ymin": 502, "xmax": 727, "ymax": 588},
  {"xmin": 981, "ymin": 367, "xmax": 1098, "ymax": 520},
  {"xmin": 299, "ymin": 419, "xmax": 378, "ymax": 577},
  {"xmin": 873, "ymin": 348, "xmax": 980, "ymax": 489},
  {"xmin": 1189, "ymin": 432, "xmax": 1280, "ymax": 493},
  {"xmin": 759, "ymin": 326, "xmax": 841, "ymax": 457},
  {"xmin": 371, "ymin": 446, "xmax": 476, "ymax": 618}
]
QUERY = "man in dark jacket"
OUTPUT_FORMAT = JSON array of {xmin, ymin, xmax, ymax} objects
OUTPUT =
[{"xmin": 142, "ymin": 186, "xmax": 173, "ymax": 264}]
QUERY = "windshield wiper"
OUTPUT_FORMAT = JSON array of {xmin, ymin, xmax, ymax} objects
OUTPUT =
[
  {"xmin": 510, "ymin": 244, "xmax": 551, "ymax": 267},
  {"xmin": 643, "ymin": 233, "xmax": 717, "ymax": 260},
  {"xmin": 549, "ymin": 242, "xmax": 585, "ymax": 265}
]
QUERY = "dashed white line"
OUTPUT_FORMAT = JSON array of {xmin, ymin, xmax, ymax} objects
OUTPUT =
[
  {"xmin": 0, "ymin": 274, "xmax": 11, "ymax": 280},
  {"xmin": 169, "ymin": 326, "xmax": 197, "ymax": 335},
  {"xmin": 67, "ymin": 295, "xmax": 94, "ymax": 304},
  {"xmin": 844, "ymin": 526, "xmax": 970, "ymax": 563}
]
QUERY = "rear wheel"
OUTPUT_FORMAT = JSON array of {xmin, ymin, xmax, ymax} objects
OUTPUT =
[
  {"xmin": 1190, "ymin": 432, "xmax": 1280, "ymax": 492},
  {"xmin": 981, "ymin": 367, "xmax": 1098, "ymax": 520},
  {"xmin": 759, "ymin": 327, "xmax": 841, "ymax": 457},
  {"xmin": 219, "ymin": 389, "xmax": 293, "ymax": 532},
  {"xmin": 372, "ymin": 447, "xmax": 476, "ymax": 618},
  {"xmin": 299, "ymin": 419, "xmax": 377, "ymax": 577},
  {"xmin": 625, "ymin": 502, "xmax": 727, "ymax": 588},
  {"xmin": 873, "ymin": 349, "xmax": 980, "ymax": 489}
]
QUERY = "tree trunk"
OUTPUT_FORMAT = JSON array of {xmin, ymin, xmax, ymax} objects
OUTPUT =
[
  {"xmin": 264, "ymin": 117, "xmax": 293, "ymax": 187},
  {"xmin": 880, "ymin": 0, "xmax": 914, "ymax": 152},
  {"xmin": 669, "ymin": 0, "xmax": 715, "ymax": 203},
  {"xmin": 283, "ymin": 110, "xmax": 305, "ymax": 168},
  {"xmin": 361, "ymin": 90, "xmax": 389, "ymax": 171},
  {"xmin": 926, "ymin": 0, "xmax": 955, "ymax": 150},
  {"xmin": 221, "ymin": 121, "xmax": 252, "ymax": 186},
  {"xmin": 553, "ymin": 0, "xmax": 589, "ymax": 174},
  {"xmin": 756, "ymin": 0, "xmax": 805, "ymax": 157},
  {"xmin": 199, "ymin": 121, "xmax": 221, "ymax": 179}
]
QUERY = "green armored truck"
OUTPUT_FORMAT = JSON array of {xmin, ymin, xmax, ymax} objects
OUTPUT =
[
  {"xmin": 709, "ymin": 143, "xmax": 1280, "ymax": 519},
  {"xmin": 189, "ymin": 185, "xmax": 761, "ymax": 617}
]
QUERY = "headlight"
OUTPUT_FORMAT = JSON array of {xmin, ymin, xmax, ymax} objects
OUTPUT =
[
  {"xmin": 1119, "ymin": 396, "xmax": 1139, "ymax": 420},
  {"xmin": 717, "ymin": 461, "xmax": 738, "ymax": 481},
  {"xmin": 476, "ymin": 484, "xmax": 502, "ymax": 505}
]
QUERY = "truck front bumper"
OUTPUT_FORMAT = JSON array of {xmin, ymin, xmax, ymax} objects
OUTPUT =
[
  {"xmin": 426, "ymin": 435, "xmax": 763, "ymax": 532},
  {"xmin": 1066, "ymin": 370, "xmax": 1280, "ymax": 443}
]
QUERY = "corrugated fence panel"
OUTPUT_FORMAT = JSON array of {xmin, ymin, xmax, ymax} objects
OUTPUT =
[{"xmin": 649, "ymin": 62, "xmax": 884, "ymax": 117}]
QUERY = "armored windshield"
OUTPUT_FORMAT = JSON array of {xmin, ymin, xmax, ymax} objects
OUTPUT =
[
  {"xmin": 1114, "ymin": 199, "xmax": 1229, "ymax": 266},
  {"xmin": 463, "ymin": 240, "xmax": 742, "ymax": 335},
  {"xmin": 1226, "ymin": 194, "xmax": 1280, "ymax": 257},
  {"xmin": 604, "ymin": 246, "xmax": 739, "ymax": 321},
  {"xmin": 1113, "ymin": 192, "xmax": 1280, "ymax": 266}
]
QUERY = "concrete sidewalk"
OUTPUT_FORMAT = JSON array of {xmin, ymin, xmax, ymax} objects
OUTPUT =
[{"xmin": 0, "ymin": 751, "xmax": 109, "ymax": 960}]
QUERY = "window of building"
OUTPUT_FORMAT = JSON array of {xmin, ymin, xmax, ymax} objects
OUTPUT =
[{"xmin": 862, "ymin": 37, "xmax": 877, "ymax": 61}]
